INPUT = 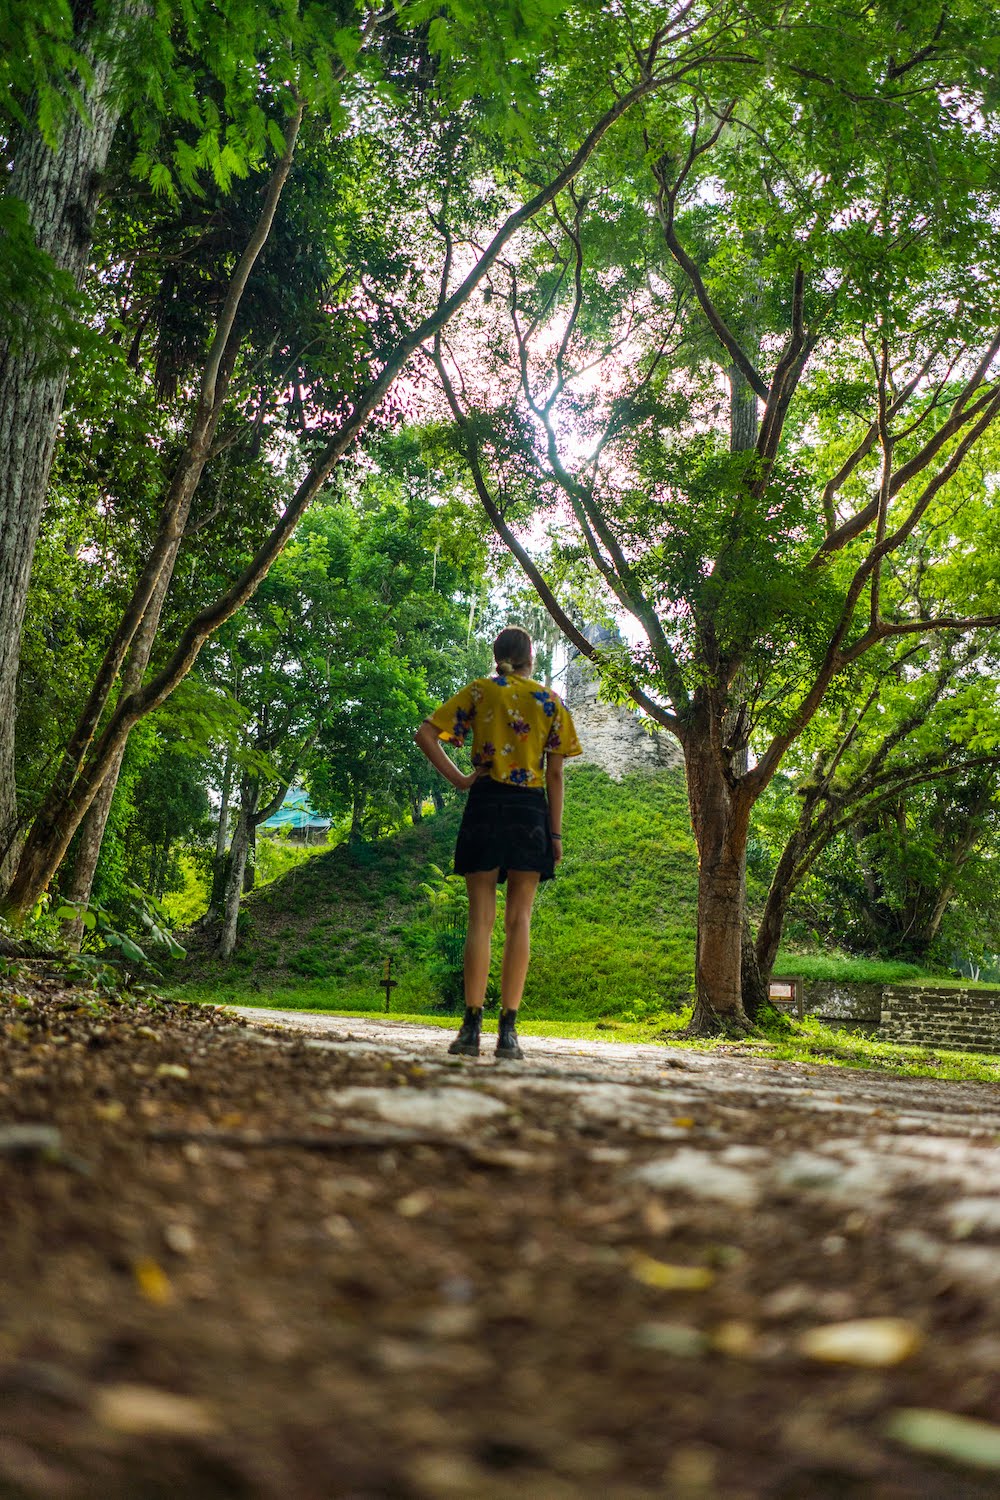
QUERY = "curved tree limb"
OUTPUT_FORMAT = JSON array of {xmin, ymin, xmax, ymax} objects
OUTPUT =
[{"xmin": 432, "ymin": 344, "xmax": 681, "ymax": 738}]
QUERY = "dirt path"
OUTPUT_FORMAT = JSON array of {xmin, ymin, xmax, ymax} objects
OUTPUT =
[
  {"xmin": 2, "ymin": 984, "xmax": 1000, "ymax": 1498},
  {"xmin": 233, "ymin": 1005, "xmax": 1000, "ymax": 1123}
]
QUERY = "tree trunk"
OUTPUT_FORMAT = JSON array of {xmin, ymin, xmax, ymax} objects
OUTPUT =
[
  {"xmin": 753, "ymin": 820, "xmax": 813, "ymax": 981},
  {"xmin": 727, "ymin": 355, "xmax": 762, "ymax": 1022},
  {"xmin": 216, "ymin": 748, "xmax": 234, "ymax": 864},
  {"xmin": 154, "ymin": 836, "xmax": 170, "ymax": 897},
  {"xmin": 215, "ymin": 762, "xmax": 299, "ymax": 958},
  {"xmin": 217, "ymin": 803, "xmax": 253, "ymax": 960},
  {"xmin": 59, "ymin": 748, "xmax": 125, "ymax": 950},
  {"xmin": 209, "ymin": 747, "xmax": 235, "ymax": 915},
  {"xmin": 682, "ymin": 729, "xmax": 756, "ymax": 1037},
  {"xmin": 8, "ymin": 407, "xmax": 221, "ymax": 916},
  {"xmin": 0, "ymin": 103, "xmax": 305, "ymax": 922},
  {"xmin": 57, "ymin": 557, "xmax": 178, "ymax": 944},
  {"xmin": 741, "ymin": 915, "xmax": 772, "ymax": 1022},
  {"xmin": 350, "ymin": 791, "xmax": 365, "ymax": 845},
  {"xmin": 0, "ymin": 11, "xmax": 133, "ymax": 886},
  {"xmin": 729, "ymin": 362, "xmax": 759, "ymax": 452}
]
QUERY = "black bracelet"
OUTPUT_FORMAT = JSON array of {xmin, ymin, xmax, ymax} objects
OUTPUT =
[{"xmin": 550, "ymin": 832, "xmax": 562, "ymax": 840}]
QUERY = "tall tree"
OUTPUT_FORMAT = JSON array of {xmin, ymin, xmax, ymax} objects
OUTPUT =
[
  {"xmin": 751, "ymin": 637, "xmax": 1000, "ymax": 977},
  {"xmin": 197, "ymin": 447, "xmax": 486, "ymax": 955},
  {"xmin": 304, "ymin": 442, "xmax": 490, "ymax": 842},
  {"xmin": 0, "ymin": 0, "xmax": 134, "ymax": 883},
  {"xmin": 2, "ymin": 0, "xmax": 708, "ymax": 921},
  {"xmin": 433, "ymin": 0, "xmax": 1000, "ymax": 1031},
  {"xmin": 0, "ymin": 0, "xmax": 334, "ymax": 883}
]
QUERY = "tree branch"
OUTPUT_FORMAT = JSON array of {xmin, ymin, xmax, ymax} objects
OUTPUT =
[
  {"xmin": 815, "ymin": 330, "xmax": 1000, "ymax": 561},
  {"xmin": 650, "ymin": 105, "xmax": 769, "ymax": 400},
  {"xmin": 754, "ymin": 265, "xmax": 813, "ymax": 473},
  {"xmin": 431, "ymin": 346, "xmax": 682, "ymax": 738},
  {"xmin": 869, "ymin": 335, "xmax": 893, "ymax": 629}
]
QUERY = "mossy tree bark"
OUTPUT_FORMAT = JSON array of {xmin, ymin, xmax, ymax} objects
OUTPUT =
[{"xmin": 0, "ymin": 5, "xmax": 137, "ymax": 886}]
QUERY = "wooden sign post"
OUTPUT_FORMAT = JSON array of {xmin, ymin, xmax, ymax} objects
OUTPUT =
[
  {"xmin": 768, "ymin": 976, "xmax": 804, "ymax": 1019},
  {"xmin": 381, "ymin": 956, "xmax": 398, "ymax": 1013}
]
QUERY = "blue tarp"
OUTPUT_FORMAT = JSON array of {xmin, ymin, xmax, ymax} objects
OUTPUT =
[{"xmin": 259, "ymin": 786, "xmax": 331, "ymax": 833}]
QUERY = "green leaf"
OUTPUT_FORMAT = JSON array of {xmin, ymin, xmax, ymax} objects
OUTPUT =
[{"xmin": 148, "ymin": 162, "xmax": 176, "ymax": 200}]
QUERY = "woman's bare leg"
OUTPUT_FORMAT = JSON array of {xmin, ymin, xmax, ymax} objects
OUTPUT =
[
  {"xmin": 464, "ymin": 870, "xmax": 498, "ymax": 1007},
  {"xmin": 500, "ymin": 870, "xmax": 540, "ymax": 1011}
]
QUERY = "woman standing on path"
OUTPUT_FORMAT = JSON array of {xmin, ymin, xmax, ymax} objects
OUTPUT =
[{"xmin": 414, "ymin": 626, "xmax": 582, "ymax": 1060}]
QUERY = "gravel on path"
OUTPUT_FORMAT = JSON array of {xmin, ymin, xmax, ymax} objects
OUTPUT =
[{"xmin": 1, "ymin": 981, "xmax": 999, "ymax": 1499}]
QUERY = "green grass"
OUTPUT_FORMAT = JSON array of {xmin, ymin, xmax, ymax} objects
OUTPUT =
[
  {"xmin": 772, "ymin": 952, "xmax": 1000, "ymax": 989},
  {"xmin": 725, "ymin": 1014, "xmax": 1000, "ymax": 1083},
  {"xmin": 176, "ymin": 978, "xmax": 444, "ymax": 1015},
  {"xmin": 256, "ymin": 830, "xmax": 344, "ymax": 886},
  {"xmin": 772, "ymin": 953, "xmax": 933, "ymax": 984},
  {"xmin": 519, "ymin": 765, "xmax": 698, "ymax": 1017}
]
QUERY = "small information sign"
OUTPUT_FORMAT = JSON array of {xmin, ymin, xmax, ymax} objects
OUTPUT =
[{"xmin": 768, "ymin": 976, "xmax": 805, "ymax": 1019}]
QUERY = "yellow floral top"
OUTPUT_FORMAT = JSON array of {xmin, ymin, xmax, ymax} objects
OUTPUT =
[{"xmin": 429, "ymin": 673, "xmax": 582, "ymax": 788}]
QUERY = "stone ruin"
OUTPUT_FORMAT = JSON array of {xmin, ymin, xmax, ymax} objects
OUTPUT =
[{"xmin": 561, "ymin": 625, "xmax": 682, "ymax": 781}]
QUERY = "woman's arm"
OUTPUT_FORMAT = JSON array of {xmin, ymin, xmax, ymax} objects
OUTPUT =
[
  {"xmin": 545, "ymin": 753, "xmax": 565, "ymax": 864},
  {"xmin": 414, "ymin": 720, "xmax": 480, "ymax": 792}
]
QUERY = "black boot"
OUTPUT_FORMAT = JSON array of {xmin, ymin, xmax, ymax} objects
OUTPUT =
[
  {"xmin": 496, "ymin": 1008, "xmax": 524, "ymax": 1060},
  {"xmin": 448, "ymin": 1005, "xmax": 482, "ymax": 1057}
]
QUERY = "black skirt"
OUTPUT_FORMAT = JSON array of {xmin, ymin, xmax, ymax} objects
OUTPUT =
[{"xmin": 454, "ymin": 778, "xmax": 555, "ymax": 883}]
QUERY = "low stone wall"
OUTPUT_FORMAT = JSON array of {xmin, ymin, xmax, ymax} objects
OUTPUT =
[
  {"xmin": 880, "ymin": 986, "xmax": 1000, "ymax": 1055},
  {"xmin": 801, "ymin": 981, "xmax": 883, "ymax": 1025},
  {"xmin": 771, "ymin": 977, "xmax": 1000, "ymax": 1054}
]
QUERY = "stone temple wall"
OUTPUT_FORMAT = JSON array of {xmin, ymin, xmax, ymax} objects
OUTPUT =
[
  {"xmin": 562, "ymin": 636, "xmax": 682, "ymax": 781},
  {"xmin": 567, "ymin": 698, "xmax": 683, "ymax": 781}
]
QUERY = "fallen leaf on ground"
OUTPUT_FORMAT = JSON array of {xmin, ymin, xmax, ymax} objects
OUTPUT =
[
  {"xmin": 797, "ymin": 1317, "xmax": 921, "ymax": 1367},
  {"xmin": 886, "ymin": 1408, "xmax": 1000, "ymax": 1470},
  {"xmin": 93, "ymin": 1100, "xmax": 125, "ymax": 1123},
  {"xmin": 632, "ymin": 1321, "xmax": 708, "ymax": 1357},
  {"xmin": 93, "ymin": 1383, "xmax": 219, "ymax": 1437},
  {"xmin": 712, "ymin": 1320, "xmax": 758, "ymax": 1358},
  {"xmin": 396, "ymin": 1190, "xmax": 433, "ymax": 1217},
  {"xmin": 629, "ymin": 1252, "xmax": 714, "ymax": 1291},
  {"xmin": 134, "ymin": 1257, "xmax": 173, "ymax": 1305}
]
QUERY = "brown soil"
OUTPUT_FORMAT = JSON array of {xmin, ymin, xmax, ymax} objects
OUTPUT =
[{"xmin": 1, "ymin": 972, "xmax": 999, "ymax": 1499}]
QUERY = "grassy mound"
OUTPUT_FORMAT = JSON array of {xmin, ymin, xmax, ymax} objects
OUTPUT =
[
  {"xmin": 524, "ymin": 765, "xmax": 697, "ymax": 1018},
  {"xmin": 172, "ymin": 764, "xmax": 699, "ymax": 1022}
]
